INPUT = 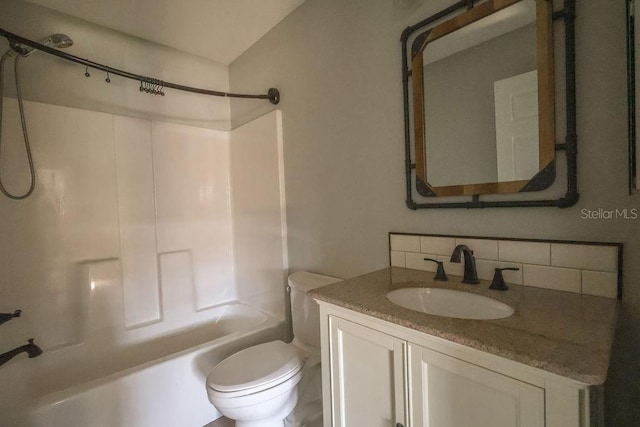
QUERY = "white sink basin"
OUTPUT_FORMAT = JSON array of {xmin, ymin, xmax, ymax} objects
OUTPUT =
[{"xmin": 386, "ymin": 288, "xmax": 514, "ymax": 320}]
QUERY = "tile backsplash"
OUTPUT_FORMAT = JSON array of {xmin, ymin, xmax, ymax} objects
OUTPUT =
[{"xmin": 389, "ymin": 233, "xmax": 622, "ymax": 299}]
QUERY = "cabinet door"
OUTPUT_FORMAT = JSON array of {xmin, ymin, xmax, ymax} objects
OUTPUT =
[
  {"xmin": 409, "ymin": 343, "xmax": 544, "ymax": 427},
  {"xmin": 329, "ymin": 316, "xmax": 407, "ymax": 427}
]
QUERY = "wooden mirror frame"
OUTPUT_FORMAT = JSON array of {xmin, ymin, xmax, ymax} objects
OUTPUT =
[{"xmin": 401, "ymin": 0, "xmax": 578, "ymax": 209}]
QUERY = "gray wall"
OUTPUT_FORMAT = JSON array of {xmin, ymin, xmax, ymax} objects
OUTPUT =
[{"xmin": 230, "ymin": 0, "xmax": 639, "ymax": 424}]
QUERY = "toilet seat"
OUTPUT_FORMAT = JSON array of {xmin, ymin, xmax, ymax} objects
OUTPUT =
[
  {"xmin": 207, "ymin": 341, "xmax": 303, "ymax": 398},
  {"xmin": 207, "ymin": 370, "xmax": 302, "ymax": 410}
]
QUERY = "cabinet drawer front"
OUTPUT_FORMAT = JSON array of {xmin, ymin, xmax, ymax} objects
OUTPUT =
[
  {"xmin": 329, "ymin": 316, "xmax": 407, "ymax": 427},
  {"xmin": 409, "ymin": 343, "xmax": 544, "ymax": 427}
]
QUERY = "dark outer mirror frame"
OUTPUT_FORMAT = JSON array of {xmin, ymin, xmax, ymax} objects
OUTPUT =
[{"xmin": 401, "ymin": 0, "xmax": 578, "ymax": 209}]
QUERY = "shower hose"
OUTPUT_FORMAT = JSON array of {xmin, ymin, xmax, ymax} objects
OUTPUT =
[{"xmin": 0, "ymin": 50, "xmax": 36, "ymax": 200}]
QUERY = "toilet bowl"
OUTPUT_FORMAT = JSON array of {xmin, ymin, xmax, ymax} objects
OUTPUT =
[
  {"xmin": 207, "ymin": 341, "xmax": 304, "ymax": 427},
  {"xmin": 205, "ymin": 272, "xmax": 341, "ymax": 427}
]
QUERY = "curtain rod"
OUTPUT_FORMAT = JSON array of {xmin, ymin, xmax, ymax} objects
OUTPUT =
[{"xmin": 0, "ymin": 28, "xmax": 280, "ymax": 105}]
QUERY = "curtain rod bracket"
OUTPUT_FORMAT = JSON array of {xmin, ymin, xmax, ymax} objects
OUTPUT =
[{"xmin": 268, "ymin": 88, "xmax": 280, "ymax": 105}]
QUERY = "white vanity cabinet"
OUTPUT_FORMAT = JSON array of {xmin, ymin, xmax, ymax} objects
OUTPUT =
[
  {"xmin": 328, "ymin": 316, "xmax": 407, "ymax": 427},
  {"xmin": 409, "ymin": 343, "xmax": 544, "ymax": 427},
  {"xmin": 319, "ymin": 303, "xmax": 596, "ymax": 427}
]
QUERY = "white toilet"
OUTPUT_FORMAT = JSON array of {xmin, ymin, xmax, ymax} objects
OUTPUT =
[{"xmin": 206, "ymin": 272, "xmax": 341, "ymax": 427}]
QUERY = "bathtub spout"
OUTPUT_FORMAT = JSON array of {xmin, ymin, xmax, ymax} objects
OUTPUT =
[{"xmin": 0, "ymin": 338, "xmax": 43, "ymax": 367}]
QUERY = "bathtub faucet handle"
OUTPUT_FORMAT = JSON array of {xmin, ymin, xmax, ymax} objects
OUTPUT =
[{"xmin": 0, "ymin": 309, "xmax": 21, "ymax": 326}]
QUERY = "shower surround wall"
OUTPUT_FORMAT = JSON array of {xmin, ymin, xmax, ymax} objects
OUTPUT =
[{"xmin": 0, "ymin": 99, "xmax": 287, "ymax": 413}]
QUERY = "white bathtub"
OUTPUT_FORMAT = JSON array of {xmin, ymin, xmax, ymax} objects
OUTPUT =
[{"xmin": 2, "ymin": 304, "xmax": 283, "ymax": 427}]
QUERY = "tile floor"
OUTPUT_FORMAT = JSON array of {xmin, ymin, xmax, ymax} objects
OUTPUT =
[{"xmin": 204, "ymin": 417, "xmax": 234, "ymax": 427}]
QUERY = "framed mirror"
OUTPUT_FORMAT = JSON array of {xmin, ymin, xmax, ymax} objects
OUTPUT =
[{"xmin": 401, "ymin": 0, "xmax": 578, "ymax": 209}]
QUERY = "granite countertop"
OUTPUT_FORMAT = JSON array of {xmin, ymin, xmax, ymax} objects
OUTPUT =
[{"xmin": 309, "ymin": 267, "xmax": 619, "ymax": 385}]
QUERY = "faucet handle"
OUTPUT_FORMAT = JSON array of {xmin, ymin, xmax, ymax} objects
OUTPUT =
[
  {"xmin": 489, "ymin": 267, "xmax": 520, "ymax": 291},
  {"xmin": 0, "ymin": 309, "xmax": 22, "ymax": 326},
  {"xmin": 423, "ymin": 258, "xmax": 448, "ymax": 281}
]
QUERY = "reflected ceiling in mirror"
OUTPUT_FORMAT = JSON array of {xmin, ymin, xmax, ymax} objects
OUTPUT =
[{"xmin": 412, "ymin": 0, "xmax": 555, "ymax": 196}]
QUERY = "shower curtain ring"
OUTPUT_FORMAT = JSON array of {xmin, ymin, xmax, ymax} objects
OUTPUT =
[
  {"xmin": 105, "ymin": 71, "xmax": 111, "ymax": 83},
  {"xmin": 84, "ymin": 65, "xmax": 90, "ymax": 78}
]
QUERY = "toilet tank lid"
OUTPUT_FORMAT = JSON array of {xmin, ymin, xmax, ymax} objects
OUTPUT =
[
  {"xmin": 288, "ymin": 271, "xmax": 342, "ymax": 293},
  {"xmin": 207, "ymin": 341, "xmax": 303, "ymax": 393}
]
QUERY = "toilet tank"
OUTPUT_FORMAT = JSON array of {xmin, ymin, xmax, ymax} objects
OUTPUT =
[{"xmin": 289, "ymin": 272, "xmax": 341, "ymax": 348}]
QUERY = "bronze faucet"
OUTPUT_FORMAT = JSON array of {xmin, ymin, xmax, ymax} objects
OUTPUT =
[{"xmin": 450, "ymin": 245, "xmax": 479, "ymax": 284}]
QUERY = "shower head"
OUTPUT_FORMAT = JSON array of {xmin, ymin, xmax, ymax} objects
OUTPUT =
[
  {"xmin": 4, "ymin": 33, "xmax": 73, "ymax": 58},
  {"xmin": 44, "ymin": 34, "xmax": 73, "ymax": 49},
  {"xmin": 22, "ymin": 33, "xmax": 74, "ymax": 56}
]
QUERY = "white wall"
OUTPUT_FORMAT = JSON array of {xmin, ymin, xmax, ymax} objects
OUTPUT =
[
  {"xmin": 0, "ymin": 0, "xmax": 231, "ymax": 130},
  {"xmin": 229, "ymin": 0, "xmax": 640, "ymax": 424},
  {"xmin": 0, "ymin": 101, "xmax": 287, "ymax": 418},
  {"xmin": 0, "ymin": 100, "xmax": 289, "ymax": 414},
  {"xmin": 230, "ymin": 111, "xmax": 288, "ymax": 319},
  {"xmin": 0, "ymin": 100, "xmax": 236, "ymax": 414}
]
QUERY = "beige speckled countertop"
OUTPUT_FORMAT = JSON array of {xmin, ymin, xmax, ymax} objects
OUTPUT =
[{"xmin": 309, "ymin": 267, "xmax": 618, "ymax": 385}]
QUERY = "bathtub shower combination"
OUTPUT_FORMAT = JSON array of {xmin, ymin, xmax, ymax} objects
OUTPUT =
[
  {"xmin": 20, "ymin": 304, "xmax": 283, "ymax": 427},
  {"xmin": 0, "ymin": 27, "xmax": 288, "ymax": 427}
]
